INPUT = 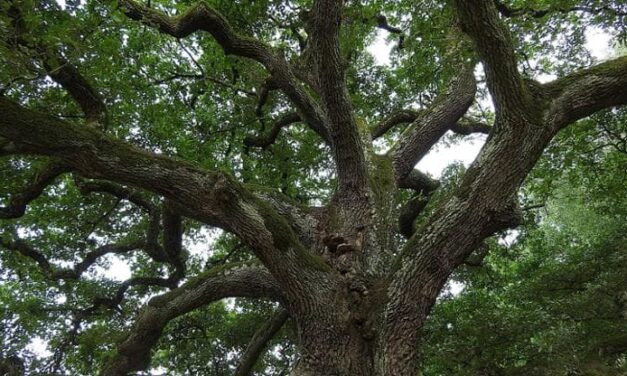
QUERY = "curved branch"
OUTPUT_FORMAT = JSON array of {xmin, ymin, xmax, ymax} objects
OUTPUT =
[
  {"xmin": 102, "ymin": 264, "xmax": 283, "ymax": 376},
  {"xmin": 0, "ymin": 98, "xmax": 331, "ymax": 306},
  {"xmin": 392, "ymin": 65, "xmax": 476, "ymax": 185},
  {"xmin": 371, "ymin": 110, "xmax": 420, "ymax": 140},
  {"xmin": 494, "ymin": 0, "xmax": 627, "ymax": 18},
  {"xmin": 544, "ymin": 56, "xmax": 627, "ymax": 130},
  {"xmin": 234, "ymin": 308, "xmax": 290, "ymax": 376},
  {"xmin": 0, "ymin": 236, "xmax": 143, "ymax": 280},
  {"xmin": 244, "ymin": 112, "xmax": 302, "ymax": 148},
  {"xmin": 375, "ymin": 14, "xmax": 405, "ymax": 48},
  {"xmin": 76, "ymin": 179, "xmax": 155, "ymax": 212},
  {"xmin": 255, "ymin": 77, "xmax": 280, "ymax": 117},
  {"xmin": 0, "ymin": 161, "xmax": 69, "ymax": 219},
  {"xmin": 119, "ymin": 0, "xmax": 330, "ymax": 144}
]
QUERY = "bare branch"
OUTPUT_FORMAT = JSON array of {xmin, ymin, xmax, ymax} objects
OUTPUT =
[
  {"xmin": 375, "ymin": 14, "xmax": 405, "ymax": 48},
  {"xmin": 0, "ymin": 236, "xmax": 143, "ymax": 280},
  {"xmin": 102, "ymin": 264, "xmax": 283, "ymax": 376},
  {"xmin": 371, "ymin": 110, "xmax": 420, "ymax": 140},
  {"xmin": 76, "ymin": 179, "xmax": 155, "ymax": 212},
  {"xmin": 234, "ymin": 308, "xmax": 290, "ymax": 376}
]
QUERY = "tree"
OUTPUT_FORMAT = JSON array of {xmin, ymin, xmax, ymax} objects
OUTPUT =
[
  {"xmin": 0, "ymin": 0, "xmax": 626, "ymax": 375},
  {"xmin": 421, "ymin": 113, "xmax": 627, "ymax": 375}
]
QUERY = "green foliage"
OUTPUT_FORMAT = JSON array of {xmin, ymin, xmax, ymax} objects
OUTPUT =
[
  {"xmin": 422, "ymin": 112, "xmax": 627, "ymax": 375},
  {"xmin": 0, "ymin": 0, "xmax": 625, "ymax": 374}
]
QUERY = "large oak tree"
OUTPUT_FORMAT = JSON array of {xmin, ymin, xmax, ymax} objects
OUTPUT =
[{"xmin": 0, "ymin": 0, "xmax": 626, "ymax": 374}]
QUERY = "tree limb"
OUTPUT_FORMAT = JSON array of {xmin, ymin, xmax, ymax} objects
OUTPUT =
[
  {"xmin": 453, "ymin": 0, "xmax": 532, "ymax": 120},
  {"xmin": 6, "ymin": 3, "xmax": 108, "ymax": 127},
  {"xmin": 309, "ymin": 0, "xmax": 370, "ymax": 206},
  {"xmin": 493, "ymin": 0, "xmax": 627, "ymax": 19},
  {"xmin": 118, "ymin": 0, "xmax": 330, "ymax": 144},
  {"xmin": 450, "ymin": 120, "xmax": 491, "ymax": 135},
  {"xmin": 392, "ymin": 65, "xmax": 476, "ymax": 186},
  {"xmin": 544, "ymin": 56, "xmax": 627, "ymax": 130},
  {"xmin": 102, "ymin": 263, "xmax": 283, "ymax": 376},
  {"xmin": 75, "ymin": 179, "xmax": 156, "ymax": 212},
  {"xmin": 234, "ymin": 308, "xmax": 290, "ymax": 376},
  {"xmin": 244, "ymin": 112, "xmax": 302, "ymax": 148},
  {"xmin": 371, "ymin": 110, "xmax": 420, "ymax": 140},
  {"xmin": 0, "ymin": 161, "xmax": 69, "ymax": 219},
  {"xmin": 0, "ymin": 98, "xmax": 331, "ymax": 305}
]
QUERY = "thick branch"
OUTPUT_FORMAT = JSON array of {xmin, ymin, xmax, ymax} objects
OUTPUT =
[
  {"xmin": 0, "ymin": 161, "xmax": 69, "ymax": 219},
  {"xmin": 392, "ymin": 65, "xmax": 476, "ymax": 185},
  {"xmin": 119, "ymin": 0, "xmax": 330, "ymax": 144},
  {"xmin": 7, "ymin": 3, "xmax": 108, "ymax": 126},
  {"xmin": 43, "ymin": 56, "xmax": 109, "ymax": 126},
  {"xmin": 454, "ymin": 0, "xmax": 531, "ymax": 119},
  {"xmin": 234, "ymin": 308, "xmax": 290, "ymax": 376},
  {"xmin": 0, "ymin": 98, "xmax": 332, "ymax": 302},
  {"xmin": 544, "ymin": 56, "xmax": 627, "ymax": 129},
  {"xmin": 450, "ymin": 120, "xmax": 491, "ymax": 135},
  {"xmin": 310, "ymin": 0, "xmax": 370, "ymax": 205},
  {"xmin": 102, "ymin": 264, "xmax": 282, "ymax": 376}
]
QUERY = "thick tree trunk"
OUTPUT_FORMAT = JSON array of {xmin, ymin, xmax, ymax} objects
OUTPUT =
[{"xmin": 292, "ymin": 324, "xmax": 375, "ymax": 376}]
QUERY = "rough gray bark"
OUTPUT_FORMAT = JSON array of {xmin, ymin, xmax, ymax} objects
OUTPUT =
[{"xmin": 1, "ymin": 0, "xmax": 627, "ymax": 375}]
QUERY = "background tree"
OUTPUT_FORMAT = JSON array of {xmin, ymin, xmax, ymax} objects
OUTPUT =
[{"xmin": 0, "ymin": 0, "xmax": 625, "ymax": 375}]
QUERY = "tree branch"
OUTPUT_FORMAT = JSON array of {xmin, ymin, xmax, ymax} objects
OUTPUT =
[
  {"xmin": 453, "ymin": 0, "xmax": 532, "ymax": 120},
  {"xmin": 75, "ymin": 179, "xmax": 156, "ymax": 212},
  {"xmin": 0, "ymin": 161, "xmax": 69, "ymax": 219},
  {"xmin": 493, "ymin": 0, "xmax": 627, "ymax": 19},
  {"xmin": 371, "ymin": 110, "xmax": 420, "ymax": 140},
  {"xmin": 102, "ymin": 264, "xmax": 283, "ymax": 376},
  {"xmin": 0, "ymin": 98, "xmax": 331, "ymax": 305},
  {"xmin": 234, "ymin": 308, "xmax": 290, "ymax": 376},
  {"xmin": 244, "ymin": 112, "xmax": 302, "ymax": 148},
  {"xmin": 392, "ymin": 65, "xmax": 476, "ymax": 186},
  {"xmin": 309, "ymin": 0, "xmax": 370, "ymax": 206},
  {"xmin": 118, "ymin": 0, "xmax": 330, "ymax": 144},
  {"xmin": 6, "ymin": 3, "xmax": 108, "ymax": 127},
  {"xmin": 544, "ymin": 56, "xmax": 627, "ymax": 129},
  {"xmin": 450, "ymin": 120, "xmax": 491, "ymax": 135}
]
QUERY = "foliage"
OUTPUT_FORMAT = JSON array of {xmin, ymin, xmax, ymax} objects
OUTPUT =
[
  {"xmin": 422, "ymin": 110, "xmax": 627, "ymax": 375},
  {"xmin": 0, "ymin": 0, "xmax": 625, "ymax": 374}
]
